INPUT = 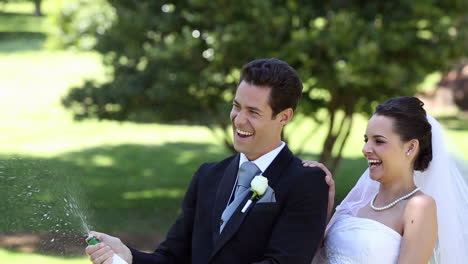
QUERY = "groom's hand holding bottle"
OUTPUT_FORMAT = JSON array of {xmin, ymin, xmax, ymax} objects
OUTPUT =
[{"xmin": 85, "ymin": 231, "xmax": 132, "ymax": 264}]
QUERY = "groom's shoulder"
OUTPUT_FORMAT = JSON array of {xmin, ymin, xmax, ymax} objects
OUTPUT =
[
  {"xmin": 289, "ymin": 155, "xmax": 325, "ymax": 173},
  {"xmin": 275, "ymin": 155, "xmax": 328, "ymax": 203},
  {"xmin": 285, "ymin": 155, "xmax": 327, "ymax": 184}
]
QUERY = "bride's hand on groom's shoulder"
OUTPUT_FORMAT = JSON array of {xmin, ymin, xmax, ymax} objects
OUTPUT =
[{"xmin": 302, "ymin": 160, "xmax": 335, "ymax": 222}]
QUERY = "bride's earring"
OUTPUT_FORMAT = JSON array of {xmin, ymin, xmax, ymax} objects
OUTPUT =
[
  {"xmin": 406, "ymin": 143, "xmax": 415, "ymax": 156},
  {"xmin": 406, "ymin": 147, "xmax": 413, "ymax": 156}
]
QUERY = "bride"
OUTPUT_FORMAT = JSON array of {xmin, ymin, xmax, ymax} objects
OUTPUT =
[{"xmin": 304, "ymin": 96, "xmax": 468, "ymax": 263}]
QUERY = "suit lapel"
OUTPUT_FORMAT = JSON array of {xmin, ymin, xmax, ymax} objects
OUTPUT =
[
  {"xmin": 211, "ymin": 154, "xmax": 239, "ymax": 244},
  {"xmin": 209, "ymin": 191, "xmax": 253, "ymax": 261},
  {"xmin": 209, "ymin": 146, "xmax": 294, "ymax": 261},
  {"xmin": 262, "ymin": 146, "xmax": 293, "ymax": 188}
]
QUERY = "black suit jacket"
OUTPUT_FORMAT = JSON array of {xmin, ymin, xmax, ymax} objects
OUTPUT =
[{"xmin": 130, "ymin": 146, "xmax": 328, "ymax": 264}]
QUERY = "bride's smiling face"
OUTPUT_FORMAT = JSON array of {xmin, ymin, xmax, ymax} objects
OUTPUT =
[{"xmin": 362, "ymin": 114, "xmax": 414, "ymax": 182}]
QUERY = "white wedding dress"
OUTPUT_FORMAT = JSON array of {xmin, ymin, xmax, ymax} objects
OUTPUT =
[
  {"xmin": 312, "ymin": 116, "xmax": 468, "ymax": 264},
  {"xmin": 323, "ymin": 214, "xmax": 401, "ymax": 264}
]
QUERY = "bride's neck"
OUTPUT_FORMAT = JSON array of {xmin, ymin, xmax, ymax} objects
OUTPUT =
[{"xmin": 378, "ymin": 173, "xmax": 417, "ymax": 202}]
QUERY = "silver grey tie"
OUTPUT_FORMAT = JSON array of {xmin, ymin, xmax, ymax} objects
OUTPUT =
[
  {"xmin": 235, "ymin": 161, "xmax": 261, "ymax": 198},
  {"xmin": 220, "ymin": 161, "xmax": 261, "ymax": 232}
]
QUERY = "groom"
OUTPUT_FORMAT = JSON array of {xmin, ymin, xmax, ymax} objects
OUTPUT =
[{"xmin": 86, "ymin": 58, "xmax": 329, "ymax": 264}]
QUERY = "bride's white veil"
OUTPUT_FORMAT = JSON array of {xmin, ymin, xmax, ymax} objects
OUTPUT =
[
  {"xmin": 319, "ymin": 115, "xmax": 468, "ymax": 263},
  {"xmin": 414, "ymin": 115, "xmax": 468, "ymax": 263}
]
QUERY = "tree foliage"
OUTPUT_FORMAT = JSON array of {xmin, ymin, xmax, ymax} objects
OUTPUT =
[
  {"xmin": 61, "ymin": 0, "xmax": 468, "ymax": 172},
  {"xmin": 0, "ymin": 0, "xmax": 44, "ymax": 16},
  {"xmin": 48, "ymin": 0, "xmax": 115, "ymax": 50}
]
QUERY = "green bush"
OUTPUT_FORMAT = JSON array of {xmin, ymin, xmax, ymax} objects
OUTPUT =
[{"xmin": 47, "ymin": 0, "xmax": 115, "ymax": 50}]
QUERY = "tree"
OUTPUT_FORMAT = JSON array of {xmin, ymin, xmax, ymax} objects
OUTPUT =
[
  {"xmin": 47, "ymin": 0, "xmax": 116, "ymax": 50},
  {"xmin": 33, "ymin": 0, "xmax": 42, "ymax": 16},
  {"xmin": 61, "ymin": 0, "xmax": 468, "ymax": 172},
  {"xmin": 290, "ymin": 1, "xmax": 468, "ymax": 170},
  {"xmin": 0, "ymin": 0, "xmax": 44, "ymax": 16}
]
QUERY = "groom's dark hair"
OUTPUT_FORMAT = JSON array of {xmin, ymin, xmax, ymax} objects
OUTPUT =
[{"xmin": 239, "ymin": 58, "xmax": 303, "ymax": 118}]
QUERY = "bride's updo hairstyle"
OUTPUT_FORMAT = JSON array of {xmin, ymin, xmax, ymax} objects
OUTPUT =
[{"xmin": 374, "ymin": 96, "xmax": 432, "ymax": 171}]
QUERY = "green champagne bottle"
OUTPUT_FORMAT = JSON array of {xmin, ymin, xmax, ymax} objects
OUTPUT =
[
  {"xmin": 87, "ymin": 236, "xmax": 100, "ymax": 246},
  {"xmin": 85, "ymin": 235, "xmax": 128, "ymax": 264}
]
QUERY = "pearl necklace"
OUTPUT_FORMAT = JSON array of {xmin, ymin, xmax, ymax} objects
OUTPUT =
[{"xmin": 371, "ymin": 187, "xmax": 420, "ymax": 211}]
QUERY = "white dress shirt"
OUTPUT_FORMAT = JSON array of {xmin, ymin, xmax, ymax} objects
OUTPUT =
[{"xmin": 238, "ymin": 141, "xmax": 286, "ymax": 174}]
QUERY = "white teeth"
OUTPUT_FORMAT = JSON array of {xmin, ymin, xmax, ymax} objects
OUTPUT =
[
  {"xmin": 236, "ymin": 129, "xmax": 253, "ymax": 136},
  {"xmin": 368, "ymin": 159, "xmax": 382, "ymax": 165}
]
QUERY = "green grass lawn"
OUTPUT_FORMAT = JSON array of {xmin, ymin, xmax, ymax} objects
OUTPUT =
[
  {"xmin": 0, "ymin": 249, "xmax": 88, "ymax": 264},
  {"xmin": 1, "ymin": 1, "xmax": 468, "ymax": 263}
]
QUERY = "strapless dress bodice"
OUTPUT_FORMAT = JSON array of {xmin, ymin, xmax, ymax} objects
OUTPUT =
[{"xmin": 324, "ymin": 214, "xmax": 402, "ymax": 264}]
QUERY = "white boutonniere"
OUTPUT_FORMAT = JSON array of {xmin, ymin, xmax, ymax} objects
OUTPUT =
[{"xmin": 241, "ymin": 175, "xmax": 268, "ymax": 213}]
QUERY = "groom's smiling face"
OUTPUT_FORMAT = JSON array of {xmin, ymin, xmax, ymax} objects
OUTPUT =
[{"xmin": 230, "ymin": 81, "xmax": 286, "ymax": 161}]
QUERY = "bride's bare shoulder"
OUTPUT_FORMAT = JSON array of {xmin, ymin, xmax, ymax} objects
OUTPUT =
[
  {"xmin": 408, "ymin": 193, "xmax": 436, "ymax": 208},
  {"xmin": 404, "ymin": 193, "xmax": 437, "ymax": 220}
]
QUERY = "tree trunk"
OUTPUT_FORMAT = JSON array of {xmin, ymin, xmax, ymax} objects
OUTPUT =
[
  {"xmin": 207, "ymin": 123, "xmax": 235, "ymax": 154},
  {"xmin": 330, "ymin": 112, "xmax": 354, "ymax": 171},
  {"xmin": 293, "ymin": 119, "xmax": 323, "ymax": 156},
  {"xmin": 319, "ymin": 105, "xmax": 338, "ymax": 167},
  {"xmin": 319, "ymin": 95, "xmax": 356, "ymax": 173},
  {"xmin": 201, "ymin": 99, "xmax": 235, "ymax": 153},
  {"xmin": 222, "ymin": 126, "xmax": 235, "ymax": 153},
  {"xmin": 33, "ymin": 0, "xmax": 42, "ymax": 16}
]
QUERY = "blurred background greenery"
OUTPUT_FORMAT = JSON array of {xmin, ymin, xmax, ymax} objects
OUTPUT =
[{"xmin": 1, "ymin": 0, "xmax": 467, "ymax": 263}]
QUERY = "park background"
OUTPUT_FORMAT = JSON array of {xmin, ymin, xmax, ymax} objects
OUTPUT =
[{"xmin": 1, "ymin": 0, "xmax": 467, "ymax": 263}]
